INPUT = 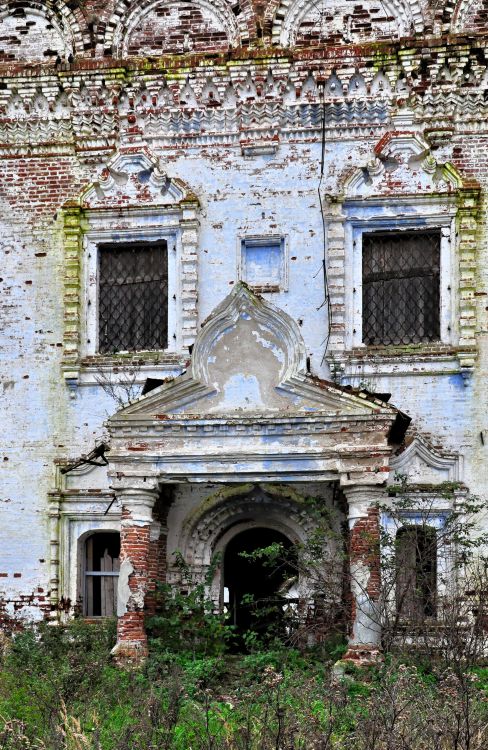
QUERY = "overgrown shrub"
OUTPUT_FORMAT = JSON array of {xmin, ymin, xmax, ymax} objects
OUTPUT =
[
  {"xmin": 0, "ymin": 618, "xmax": 487, "ymax": 749},
  {"xmin": 147, "ymin": 552, "xmax": 234, "ymax": 657}
]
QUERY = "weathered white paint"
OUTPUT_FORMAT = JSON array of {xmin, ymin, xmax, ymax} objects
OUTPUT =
[{"xmin": 0, "ymin": 53, "xmax": 487, "ymax": 629}]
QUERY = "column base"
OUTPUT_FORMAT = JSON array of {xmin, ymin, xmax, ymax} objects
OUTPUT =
[
  {"xmin": 333, "ymin": 644, "xmax": 382, "ymax": 676},
  {"xmin": 111, "ymin": 640, "xmax": 148, "ymax": 667}
]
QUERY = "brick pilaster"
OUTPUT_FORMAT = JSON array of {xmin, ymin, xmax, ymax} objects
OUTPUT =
[
  {"xmin": 111, "ymin": 487, "xmax": 158, "ymax": 664},
  {"xmin": 341, "ymin": 485, "xmax": 384, "ymax": 666}
]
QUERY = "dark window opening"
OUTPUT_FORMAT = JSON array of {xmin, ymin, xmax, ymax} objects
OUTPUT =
[
  {"xmin": 84, "ymin": 532, "xmax": 120, "ymax": 617},
  {"xmin": 362, "ymin": 230, "xmax": 440, "ymax": 346},
  {"xmin": 395, "ymin": 526, "xmax": 437, "ymax": 622},
  {"xmin": 98, "ymin": 240, "xmax": 168, "ymax": 354},
  {"xmin": 223, "ymin": 528, "xmax": 297, "ymax": 648}
]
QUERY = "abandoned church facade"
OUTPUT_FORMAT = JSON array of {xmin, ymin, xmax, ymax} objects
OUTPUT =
[{"xmin": 1, "ymin": 0, "xmax": 488, "ymax": 662}]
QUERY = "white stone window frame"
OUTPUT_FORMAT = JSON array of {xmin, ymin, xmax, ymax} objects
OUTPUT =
[
  {"xmin": 74, "ymin": 205, "xmax": 198, "ymax": 386},
  {"xmin": 381, "ymin": 503, "xmax": 455, "ymax": 619},
  {"xmin": 84, "ymin": 216, "xmax": 179, "ymax": 359},
  {"xmin": 344, "ymin": 199, "xmax": 457, "ymax": 352},
  {"xmin": 237, "ymin": 234, "xmax": 289, "ymax": 293},
  {"xmin": 50, "ymin": 491, "xmax": 122, "ymax": 620}
]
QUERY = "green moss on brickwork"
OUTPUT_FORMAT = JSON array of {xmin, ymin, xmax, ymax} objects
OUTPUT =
[
  {"xmin": 388, "ymin": 481, "xmax": 465, "ymax": 496},
  {"xmin": 60, "ymin": 205, "xmax": 88, "ymax": 379}
]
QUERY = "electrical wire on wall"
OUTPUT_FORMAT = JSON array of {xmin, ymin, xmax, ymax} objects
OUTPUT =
[{"xmin": 314, "ymin": 79, "xmax": 332, "ymax": 366}]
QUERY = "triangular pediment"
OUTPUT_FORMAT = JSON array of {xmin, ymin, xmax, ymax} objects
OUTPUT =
[
  {"xmin": 341, "ymin": 131, "xmax": 466, "ymax": 199},
  {"xmin": 80, "ymin": 147, "xmax": 198, "ymax": 209},
  {"xmin": 114, "ymin": 284, "xmax": 398, "ymax": 420},
  {"xmin": 389, "ymin": 436, "xmax": 462, "ymax": 484}
]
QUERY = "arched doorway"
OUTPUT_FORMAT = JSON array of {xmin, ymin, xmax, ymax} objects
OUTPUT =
[{"xmin": 223, "ymin": 527, "xmax": 298, "ymax": 645}]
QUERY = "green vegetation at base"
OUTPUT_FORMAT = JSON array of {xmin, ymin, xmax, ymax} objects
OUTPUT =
[{"xmin": 0, "ymin": 619, "xmax": 487, "ymax": 750}]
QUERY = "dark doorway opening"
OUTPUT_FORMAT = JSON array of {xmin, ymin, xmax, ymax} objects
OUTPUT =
[{"xmin": 223, "ymin": 528, "xmax": 298, "ymax": 647}]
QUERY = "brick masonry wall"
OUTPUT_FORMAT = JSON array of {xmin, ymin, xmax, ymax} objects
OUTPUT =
[
  {"xmin": 146, "ymin": 500, "xmax": 169, "ymax": 615},
  {"xmin": 127, "ymin": 4, "xmax": 230, "ymax": 56},
  {"xmin": 1, "ymin": 0, "xmax": 488, "ymax": 624}
]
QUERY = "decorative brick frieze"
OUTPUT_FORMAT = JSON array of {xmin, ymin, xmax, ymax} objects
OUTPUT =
[
  {"xmin": 0, "ymin": 64, "xmax": 400, "ymax": 151},
  {"xmin": 4, "ymin": 40, "xmax": 488, "ymax": 150}
]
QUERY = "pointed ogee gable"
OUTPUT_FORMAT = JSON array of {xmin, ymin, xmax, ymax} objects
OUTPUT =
[
  {"xmin": 114, "ymin": 282, "xmax": 400, "ymax": 419},
  {"xmin": 106, "ymin": 284, "xmax": 409, "ymax": 487}
]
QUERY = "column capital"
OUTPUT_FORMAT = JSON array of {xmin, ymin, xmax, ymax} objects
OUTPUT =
[
  {"xmin": 109, "ymin": 474, "xmax": 159, "ymax": 494},
  {"xmin": 342, "ymin": 484, "xmax": 387, "ymax": 523},
  {"xmin": 111, "ymin": 481, "xmax": 159, "ymax": 526}
]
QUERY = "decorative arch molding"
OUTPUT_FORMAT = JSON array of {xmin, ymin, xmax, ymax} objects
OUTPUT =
[
  {"xmin": 450, "ymin": 0, "xmax": 488, "ymax": 33},
  {"xmin": 61, "ymin": 147, "xmax": 200, "ymax": 388},
  {"xmin": 106, "ymin": 0, "xmax": 244, "ymax": 58},
  {"xmin": 390, "ymin": 436, "xmax": 462, "ymax": 484},
  {"xmin": 0, "ymin": 0, "xmax": 87, "ymax": 62},
  {"xmin": 338, "ymin": 132, "xmax": 465, "ymax": 199},
  {"xmin": 179, "ymin": 483, "xmax": 324, "ymax": 568},
  {"xmin": 269, "ymin": 0, "xmax": 424, "ymax": 47},
  {"xmin": 192, "ymin": 282, "xmax": 307, "ymax": 387},
  {"xmin": 79, "ymin": 148, "xmax": 198, "ymax": 209}
]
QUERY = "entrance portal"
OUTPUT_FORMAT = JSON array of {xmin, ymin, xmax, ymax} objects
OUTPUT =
[{"xmin": 223, "ymin": 528, "xmax": 297, "ymax": 644}]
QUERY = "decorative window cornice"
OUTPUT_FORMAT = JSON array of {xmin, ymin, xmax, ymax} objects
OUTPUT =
[
  {"xmin": 325, "ymin": 130, "xmax": 480, "ymax": 377},
  {"xmin": 61, "ymin": 149, "xmax": 200, "ymax": 393}
]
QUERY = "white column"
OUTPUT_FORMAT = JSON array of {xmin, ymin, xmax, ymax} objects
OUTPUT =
[{"xmin": 341, "ymin": 485, "xmax": 385, "ymax": 666}]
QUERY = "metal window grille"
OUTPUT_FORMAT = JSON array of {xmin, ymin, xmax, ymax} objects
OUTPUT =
[
  {"xmin": 362, "ymin": 230, "xmax": 440, "ymax": 346},
  {"xmin": 98, "ymin": 240, "xmax": 168, "ymax": 354}
]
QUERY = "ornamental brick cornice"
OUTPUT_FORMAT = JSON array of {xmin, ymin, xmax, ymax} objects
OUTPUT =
[{"xmin": 3, "ymin": 41, "xmax": 488, "ymax": 149}]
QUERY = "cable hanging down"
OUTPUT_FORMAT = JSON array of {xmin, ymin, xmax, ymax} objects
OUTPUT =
[{"xmin": 313, "ymin": 79, "xmax": 332, "ymax": 365}]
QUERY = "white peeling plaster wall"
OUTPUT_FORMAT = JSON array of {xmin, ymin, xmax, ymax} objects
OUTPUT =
[{"xmin": 0, "ymin": 138, "xmax": 487, "ymax": 617}]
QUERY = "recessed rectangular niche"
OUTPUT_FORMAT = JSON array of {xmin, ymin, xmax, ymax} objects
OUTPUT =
[{"xmin": 239, "ymin": 236, "xmax": 287, "ymax": 292}]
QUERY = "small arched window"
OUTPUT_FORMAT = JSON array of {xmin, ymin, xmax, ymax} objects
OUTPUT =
[
  {"xmin": 396, "ymin": 526, "xmax": 437, "ymax": 622},
  {"xmin": 84, "ymin": 533, "xmax": 120, "ymax": 617}
]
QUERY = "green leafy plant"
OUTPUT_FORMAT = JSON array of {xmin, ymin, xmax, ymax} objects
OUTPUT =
[{"xmin": 147, "ymin": 552, "xmax": 234, "ymax": 657}]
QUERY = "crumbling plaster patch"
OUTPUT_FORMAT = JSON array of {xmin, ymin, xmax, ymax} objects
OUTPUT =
[{"xmin": 116, "ymin": 559, "xmax": 134, "ymax": 617}]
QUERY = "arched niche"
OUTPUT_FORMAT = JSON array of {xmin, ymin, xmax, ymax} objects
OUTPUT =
[
  {"xmin": 269, "ymin": 0, "xmax": 424, "ymax": 47},
  {"xmin": 173, "ymin": 483, "xmax": 339, "ymax": 603},
  {"xmin": 107, "ymin": 0, "xmax": 243, "ymax": 58},
  {"xmin": 0, "ymin": 0, "xmax": 85, "ymax": 63},
  {"xmin": 451, "ymin": 0, "xmax": 488, "ymax": 33},
  {"xmin": 179, "ymin": 484, "xmax": 317, "ymax": 568}
]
